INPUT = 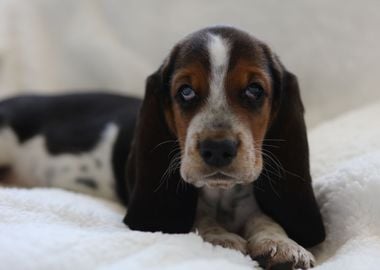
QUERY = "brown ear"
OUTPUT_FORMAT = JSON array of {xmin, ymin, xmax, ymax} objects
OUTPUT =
[
  {"xmin": 123, "ymin": 57, "xmax": 198, "ymax": 233},
  {"xmin": 254, "ymin": 60, "xmax": 325, "ymax": 247}
]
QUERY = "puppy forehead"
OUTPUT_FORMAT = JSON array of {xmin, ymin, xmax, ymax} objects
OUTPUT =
[{"xmin": 174, "ymin": 27, "xmax": 267, "ymax": 71}]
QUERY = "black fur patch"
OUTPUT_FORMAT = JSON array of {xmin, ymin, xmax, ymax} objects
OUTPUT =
[
  {"xmin": 0, "ymin": 166, "xmax": 11, "ymax": 180},
  {"xmin": 0, "ymin": 93, "xmax": 141, "ymax": 155},
  {"xmin": 0, "ymin": 92, "xmax": 142, "ymax": 204}
]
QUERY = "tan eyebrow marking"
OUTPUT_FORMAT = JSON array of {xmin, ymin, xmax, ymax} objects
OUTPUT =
[{"xmin": 170, "ymin": 63, "xmax": 209, "ymax": 98}]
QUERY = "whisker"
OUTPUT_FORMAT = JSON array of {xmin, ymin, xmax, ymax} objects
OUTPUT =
[
  {"xmin": 168, "ymin": 146, "xmax": 181, "ymax": 159},
  {"xmin": 261, "ymin": 138, "xmax": 287, "ymax": 142},
  {"xmin": 258, "ymin": 148, "xmax": 307, "ymax": 182},
  {"xmin": 151, "ymin": 139, "xmax": 178, "ymax": 153},
  {"xmin": 261, "ymin": 143, "xmax": 280, "ymax": 149},
  {"xmin": 253, "ymin": 178, "xmax": 265, "ymax": 192},
  {"xmin": 258, "ymin": 150, "xmax": 285, "ymax": 178},
  {"xmin": 262, "ymin": 154, "xmax": 284, "ymax": 176},
  {"xmin": 154, "ymin": 152, "xmax": 181, "ymax": 192},
  {"xmin": 176, "ymin": 176, "xmax": 187, "ymax": 194},
  {"xmin": 261, "ymin": 167, "xmax": 280, "ymax": 197},
  {"xmin": 262, "ymin": 162, "xmax": 283, "ymax": 179},
  {"xmin": 256, "ymin": 152, "xmax": 281, "ymax": 198},
  {"xmin": 261, "ymin": 149, "xmax": 285, "ymax": 172},
  {"xmin": 284, "ymin": 169, "xmax": 307, "ymax": 182},
  {"xmin": 268, "ymin": 176, "xmax": 280, "ymax": 198}
]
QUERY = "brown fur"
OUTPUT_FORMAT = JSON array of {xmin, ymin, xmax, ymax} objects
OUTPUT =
[
  {"xmin": 226, "ymin": 61, "xmax": 273, "ymax": 174},
  {"xmin": 169, "ymin": 62, "xmax": 210, "ymax": 147}
]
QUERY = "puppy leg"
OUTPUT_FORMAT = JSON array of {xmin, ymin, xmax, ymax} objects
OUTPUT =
[
  {"xmin": 244, "ymin": 212, "xmax": 315, "ymax": 269},
  {"xmin": 196, "ymin": 215, "xmax": 247, "ymax": 254}
]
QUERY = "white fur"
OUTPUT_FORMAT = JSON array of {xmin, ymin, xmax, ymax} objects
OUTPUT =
[
  {"xmin": 208, "ymin": 34, "xmax": 230, "ymax": 110},
  {"xmin": 245, "ymin": 211, "xmax": 315, "ymax": 267},
  {"xmin": 0, "ymin": 124, "xmax": 119, "ymax": 201},
  {"xmin": 0, "ymin": 127, "xmax": 18, "ymax": 166}
]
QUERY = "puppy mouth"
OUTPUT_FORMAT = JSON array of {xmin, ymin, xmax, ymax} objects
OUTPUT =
[
  {"xmin": 197, "ymin": 171, "xmax": 243, "ymax": 189},
  {"xmin": 181, "ymin": 165, "xmax": 261, "ymax": 189},
  {"xmin": 204, "ymin": 171, "xmax": 236, "ymax": 181}
]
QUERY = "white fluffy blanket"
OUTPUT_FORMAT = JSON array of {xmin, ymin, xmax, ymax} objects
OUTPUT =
[{"xmin": 1, "ymin": 102, "xmax": 380, "ymax": 270}]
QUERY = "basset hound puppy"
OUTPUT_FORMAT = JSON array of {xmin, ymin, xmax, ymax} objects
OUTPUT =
[
  {"xmin": 124, "ymin": 26, "xmax": 325, "ymax": 269},
  {"xmin": 0, "ymin": 26, "xmax": 324, "ymax": 270}
]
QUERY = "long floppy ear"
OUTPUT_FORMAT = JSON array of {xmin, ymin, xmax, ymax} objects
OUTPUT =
[
  {"xmin": 254, "ymin": 56, "xmax": 325, "ymax": 247},
  {"xmin": 123, "ymin": 53, "xmax": 198, "ymax": 233}
]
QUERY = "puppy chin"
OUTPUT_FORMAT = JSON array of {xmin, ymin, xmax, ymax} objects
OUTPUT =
[
  {"xmin": 205, "ymin": 180, "xmax": 237, "ymax": 189},
  {"xmin": 180, "ymin": 163, "xmax": 263, "ymax": 189},
  {"xmin": 185, "ymin": 179, "xmax": 236, "ymax": 189},
  {"xmin": 183, "ymin": 177, "xmax": 256, "ymax": 190}
]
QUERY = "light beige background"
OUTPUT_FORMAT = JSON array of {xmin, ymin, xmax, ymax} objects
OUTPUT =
[{"xmin": 0, "ymin": 0, "xmax": 379, "ymax": 127}]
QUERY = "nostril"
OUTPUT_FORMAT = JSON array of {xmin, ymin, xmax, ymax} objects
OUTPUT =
[
  {"xmin": 223, "ymin": 152, "xmax": 233, "ymax": 159},
  {"xmin": 199, "ymin": 139, "xmax": 238, "ymax": 167},
  {"xmin": 202, "ymin": 150, "xmax": 213, "ymax": 159}
]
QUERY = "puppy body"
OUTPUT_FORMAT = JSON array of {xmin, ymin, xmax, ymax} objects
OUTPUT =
[
  {"xmin": 0, "ymin": 93, "xmax": 141, "ymax": 204},
  {"xmin": 0, "ymin": 123, "xmax": 118, "ymax": 200}
]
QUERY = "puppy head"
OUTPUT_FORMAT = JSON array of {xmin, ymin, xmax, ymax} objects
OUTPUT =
[
  {"xmin": 156, "ymin": 26, "xmax": 283, "ymax": 189},
  {"xmin": 125, "ymin": 26, "xmax": 325, "ymax": 246}
]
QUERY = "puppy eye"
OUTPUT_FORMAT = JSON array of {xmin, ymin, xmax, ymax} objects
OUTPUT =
[
  {"xmin": 178, "ymin": 85, "xmax": 197, "ymax": 102},
  {"xmin": 175, "ymin": 85, "xmax": 199, "ymax": 109},
  {"xmin": 243, "ymin": 83, "xmax": 264, "ymax": 102}
]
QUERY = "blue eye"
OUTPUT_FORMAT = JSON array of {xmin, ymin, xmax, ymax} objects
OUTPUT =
[
  {"xmin": 179, "ymin": 85, "xmax": 196, "ymax": 102},
  {"xmin": 243, "ymin": 83, "xmax": 264, "ymax": 101}
]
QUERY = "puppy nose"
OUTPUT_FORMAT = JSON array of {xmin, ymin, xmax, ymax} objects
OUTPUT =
[{"xmin": 199, "ymin": 139, "xmax": 238, "ymax": 167}]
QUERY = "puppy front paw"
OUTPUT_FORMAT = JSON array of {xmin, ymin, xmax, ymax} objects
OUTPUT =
[
  {"xmin": 247, "ymin": 237, "xmax": 315, "ymax": 270},
  {"xmin": 202, "ymin": 232, "xmax": 247, "ymax": 255}
]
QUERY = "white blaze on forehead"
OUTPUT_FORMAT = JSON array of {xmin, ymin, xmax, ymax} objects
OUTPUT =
[
  {"xmin": 180, "ymin": 34, "xmax": 259, "ymax": 185},
  {"xmin": 207, "ymin": 34, "xmax": 230, "ymax": 109}
]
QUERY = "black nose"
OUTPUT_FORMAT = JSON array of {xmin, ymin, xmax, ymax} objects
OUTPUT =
[{"xmin": 199, "ymin": 139, "xmax": 238, "ymax": 167}]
